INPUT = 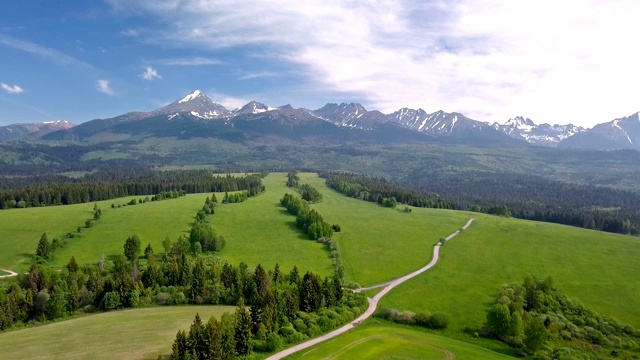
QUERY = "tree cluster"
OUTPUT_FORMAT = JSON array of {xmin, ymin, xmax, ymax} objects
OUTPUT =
[
  {"xmin": 286, "ymin": 172, "xmax": 299, "ymax": 188},
  {"xmin": 299, "ymin": 184, "xmax": 323, "ymax": 203},
  {"xmin": 0, "ymin": 245, "xmax": 366, "ymax": 343},
  {"xmin": 280, "ymin": 193, "xmax": 333, "ymax": 240},
  {"xmin": 482, "ymin": 275, "xmax": 640, "ymax": 357},
  {"xmin": 170, "ymin": 312, "xmax": 241, "ymax": 360},
  {"xmin": 374, "ymin": 307, "xmax": 450, "ymax": 330},
  {"xmin": 221, "ymin": 191, "xmax": 250, "ymax": 204},
  {"xmin": 322, "ymin": 172, "xmax": 451, "ymax": 209},
  {"xmin": 167, "ymin": 263, "xmax": 363, "ymax": 359},
  {"xmin": 0, "ymin": 171, "xmax": 265, "ymax": 210},
  {"xmin": 404, "ymin": 170, "xmax": 640, "ymax": 236}
]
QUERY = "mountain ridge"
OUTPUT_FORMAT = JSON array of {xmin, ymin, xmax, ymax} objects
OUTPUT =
[
  {"xmin": 8, "ymin": 89, "xmax": 637, "ymax": 150},
  {"xmin": 0, "ymin": 120, "xmax": 75, "ymax": 141}
]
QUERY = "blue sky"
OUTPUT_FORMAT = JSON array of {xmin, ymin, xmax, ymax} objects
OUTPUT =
[{"xmin": 1, "ymin": 0, "xmax": 639, "ymax": 128}]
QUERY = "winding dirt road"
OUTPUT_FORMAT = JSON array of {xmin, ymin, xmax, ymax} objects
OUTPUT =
[
  {"xmin": 266, "ymin": 218, "xmax": 475, "ymax": 360},
  {"xmin": 0, "ymin": 268, "xmax": 18, "ymax": 279}
]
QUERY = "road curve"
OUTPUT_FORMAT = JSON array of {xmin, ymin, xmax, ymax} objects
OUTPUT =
[
  {"xmin": 266, "ymin": 218, "xmax": 475, "ymax": 360},
  {"xmin": 0, "ymin": 268, "xmax": 18, "ymax": 279}
]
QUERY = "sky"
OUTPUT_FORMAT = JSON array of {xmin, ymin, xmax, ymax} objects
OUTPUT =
[{"xmin": 1, "ymin": 0, "xmax": 639, "ymax": 128}]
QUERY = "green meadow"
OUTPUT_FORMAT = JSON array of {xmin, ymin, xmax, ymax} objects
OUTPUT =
[
  {"xmin": 0, "ymin": 305, "xmax": 235, "ymax": 360},
  {"xmin": 286, "ymin": 319, "xmax": 516, "ymax": 360},
  {"xmin": 51, "ymin": 193, "xmax": 211, "ymax": 267},
  {"xmin": 3, "ymin": 171, "xmax": 640, "ymax": 359},
  {"xmin": 381, "ymin": 214, "xmax": 640, "ymax": 332},
  {"xmin": 211, "ymin": 173, "xmax": 333, "ymax": 276},
  {"xmin": 0, "ymin": 197, "xmax": 143, "ymax": 273},
  {"xmin": 1, "ymin": 173, "xmax": 334, "ymax": 277},
  {"xmin": 297, "ymin": 172, "xmax": 471, "ymax": 286}
]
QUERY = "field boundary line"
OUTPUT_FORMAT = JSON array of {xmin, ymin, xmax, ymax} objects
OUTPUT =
[{"xmin": 265, "ymin": 218, "xmax": 475, "ymax": 360}]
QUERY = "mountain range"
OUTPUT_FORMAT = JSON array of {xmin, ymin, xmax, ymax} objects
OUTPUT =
[
  {"xmin": 1, "ymin": 90, "xmax": 638, "ymax": 151},
  {"xmin": 0, "ymin": 120, "xmax": 74, "ymax": 141}
]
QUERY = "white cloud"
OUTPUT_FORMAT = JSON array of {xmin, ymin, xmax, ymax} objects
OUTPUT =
[
  {"xmin": 96, "ymin": 80, "xmax": 115, "ymax": 95},
  {"xmin": 141, "ymin": 66, "xmax": 162, "ymax": 80},
  {"xmin": 1, "ymin": 83, "xmax": 24, "ymax": 94},
  {"xmin": 208, "ymin": 92, "xmax": 251, "ymax": 110},
  {"xmin": 0, "ymin": 34, "xmax": 94, "ymax": 70},
  {"xmin": 239, "ymin": 71, "xmax": 278, "ymax": 80},
  {"xmin": 159, "ymin": 57, "xmax": 222, "ymax": 66},
  {"xmin": 121, "ymin": 29, "xmax": 139, "ymax": 37},
  {"xmin": 114, "ymin": 0, "xmax": 640, "ymax": 127}
]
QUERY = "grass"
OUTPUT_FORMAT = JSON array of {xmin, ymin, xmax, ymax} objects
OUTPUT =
[
  {"xmin": 0, "ymin": 305, "xmax": 235, "ymax": 360},
  {"xmin": 51, "ymin": 194, "xmax": 212, "ymax": 267},
  {"xmin": 381, "ymin": 214, "xmax": 640, "ymax": 333},
  {"xmin": 212, "ymin": 173, "xmax": 333, "ymax": 277},
  {"xmin": 0, "ymin": 198, "xmax": 134, "ymax": 273},
  {"xmin": 0, "ymin": 173, "xmax": 333, "ymax": 278},
  {"xmin": 296, "ymin": 173, "xmax": 470, "ymax": 286},
  {"xmin": 286, "ymin": 319, "xmax": 516, "ymax": 359}
]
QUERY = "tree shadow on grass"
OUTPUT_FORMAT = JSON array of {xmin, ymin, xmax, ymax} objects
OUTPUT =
[
  {"xmin": 106, "ymin": 254, "xmax": 122, "ymax": 261},
  {"xmin": 277, "ymin": 208, "xmax": 311, "ymax": 241}
]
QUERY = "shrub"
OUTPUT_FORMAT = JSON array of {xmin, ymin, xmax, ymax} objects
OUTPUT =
[
  {"xmin": 154, "ymin": 292, "xmax": 172, "ymax": 305},
  {"xmin": 428, "ymin": 313, "xmax": 450, "ymax": 329},
  {"xmin": 265, "ymin": 333, "xmax": 281, "ymax": 352},
  {"xmin": 293, "ymin": 319, "xmax": 307, "ymax": 332},
  {"xmin": 392, "ymin": 309, "xmax": 416, "ymax": 324},
  {"xmin": 279, "ymin": 325, "xmax": 295, "ymax": 336},
  {"xmin": 414, "ymin": 312, "xmax": 431, "ymax": 327},
  {"xmin": 102, "ymin": 291, "xmax": 120, "ymax": 310}
]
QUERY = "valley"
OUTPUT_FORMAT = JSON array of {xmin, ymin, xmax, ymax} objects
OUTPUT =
[{"xmin": 1, "ymin": 172, "xmax": 639, "ymax": 359}]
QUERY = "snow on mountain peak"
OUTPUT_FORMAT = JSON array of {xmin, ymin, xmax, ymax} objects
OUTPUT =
[
  {"xmin": 505, "ymin": 116, "xmax": 535, "ymax": 129},
  {"xmin": 234, "ymin": 101, "xmax": 274, "ymax": 115},
  {"xmin": 179, "ymin": 90, "xmax": 202, "ymax": 103}
]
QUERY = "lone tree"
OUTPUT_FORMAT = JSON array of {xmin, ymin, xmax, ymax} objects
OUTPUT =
[
  {"xmin": 123, "ymin": 235, "xmax": 141, "ymax": 262},
  {"xmin": 36, "ymin": 233, "xmax": 52, "ymax": 260}
]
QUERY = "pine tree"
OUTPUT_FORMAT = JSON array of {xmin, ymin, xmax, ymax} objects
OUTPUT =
[
  {"xmin": 234, "ymin": 300, "xmax": 253, "ymax": 356},
  {"xmin": 35, "ymin": 233, "xmax": 52, "ymax": 260},
  {"xmin": 66, "ymin": 256, "xmax": 79, "ymax": 273},
  {"xmin": 171, "ymin": 330, "xmax": 189, "ymax": 360},
  {"xmin": 206, "ymin": 316, "xmax": 223, "ymax": 360},
  {"xmin": 189, "ymin": 259, "xmax": 205, "ymax": 303},
  {"xmin": 187, "ymin": 314, "xmax": 207, "ymax": 359}
]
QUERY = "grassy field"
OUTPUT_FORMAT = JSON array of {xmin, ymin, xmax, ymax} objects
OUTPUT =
[
  {"xmin": 212, "ymin": 173, "xmax": 333, "ymax": 276},
  {"xmin": 51, "ymin": 193, "xmax": 214, "ymax": 267},
  {"xmin": 0, "ymin": 305, "xmax": 235, "ymax": 360},
  {"xmin": 0, "ymin": 173, "xmax": 334, "ymax": 277},
  {"xmin": 286, "ymin": 319, "xmax": 516, "ymax": 360},
  {"xmin": 296, "ymin": 173, "xmax": 471, "ymax": 286},
  {"xmin": 381, "ymin": 214, "xmax": 640, "ymax": 332},
  {"xmin": 0, "ymin": 197, "xmax": 144, "ymax": 273}
]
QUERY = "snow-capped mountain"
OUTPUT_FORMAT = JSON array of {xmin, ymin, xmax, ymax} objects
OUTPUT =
[
  {"xmin": 492, "ymin": 116, "xmax": 585, "ymax": 146},
  {"xmin": 34, "ymin": 89, "xmax": 638, "ymax": 150},
  {"xmin": 155, "ymin": 90, "xmax": 230, "ymax": 119},
  {"xmin": 388, "ymin": 108, "xmax": 500, "ymax": 137},
  {"xmin": 312, "ymin": 103, "xmax": 387, "ymax": 129},
  {"xmin": 559, "ymin": 112, "xmax": 640, "ymax": 150},
  {"xmin": 233, "ymin": 101, "xmax": 274, "ymax": 116},
  {"xmin": 0, "ymin": 120, "xmax": 75, "ymax": 141}
]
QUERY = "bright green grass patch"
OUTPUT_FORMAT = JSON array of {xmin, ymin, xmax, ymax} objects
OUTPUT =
[
  {"xmin": 1, "ymin": 173, "xmax": 334, "ymax": 277},
  {"xmin": 0, "ymin": 197, "xmax": 141, "ymax": 273},
  {"xmin": 382, "ymin": 214, "xmax": 640, "ymax": 332},
  {"xmin": 296, "ymin": 173, "xmax": 471, "ymax": 286},
  {"xmin": 0, "ymin": 305, "xmax": 235, "ymax": 360},
  {"xmin": 213, "ymin": 173, "xmax": 333, "ymax": 277},
  {"xmin": 51, "ymin": 194, "xmax": 213, "ymax": 267},
  {"xmin": 286, "ymin": 319, "xmax": 516, "ymax": 359}
]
